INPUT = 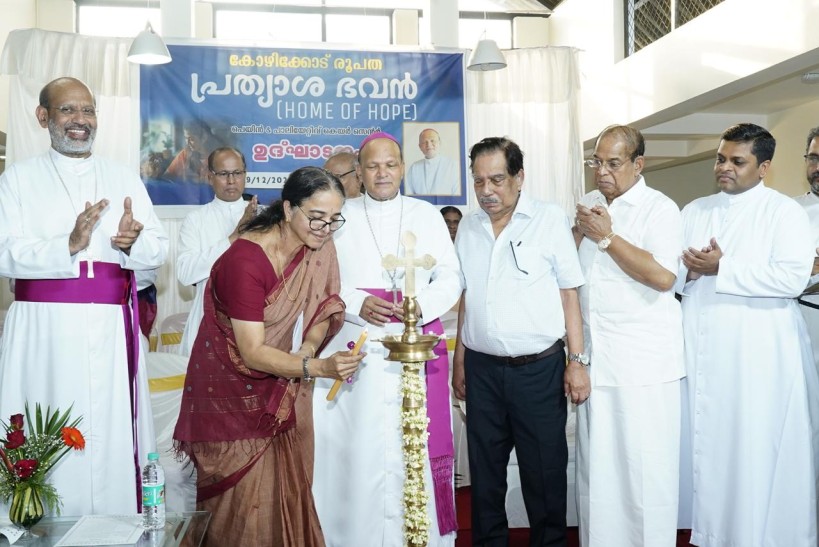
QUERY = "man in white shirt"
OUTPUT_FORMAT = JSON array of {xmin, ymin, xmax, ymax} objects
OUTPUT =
[
  {"xmin": 573, "ymin": 125, "xmax": 684, "ymax": 546},
  {"xmin": 452, "ymin": 136, "xmax": 588, "ymax": 546},
  {"xmin": 678, "ymin": 123, "xmax": 819, "ymax": 547},
  {"xmin": 312, "ymin": 132, "xmax": 462, "ymax": 546},
  {"xmin": 405, "ymin": 128, "xmax": 460, "ymax": 196},
  {"xmin": 176, "ymin": 147, "xmax": 257, "ymax": 356},
  {"xmin": 0, "ymin": 77, "xmax": 168, "ymax": 515},
  {"xmin": 324, "ymin": 151, "xmax": 362, "ymax": 198},
  {"xmin": 794, "ymin": 125, "xmax": 819, "ymax": 373}
]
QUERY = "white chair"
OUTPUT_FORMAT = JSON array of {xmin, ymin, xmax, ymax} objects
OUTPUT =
[
  {"xmin": 145, "ymin": 351, "xmax": 196, "ymax": 513},
  {"xmin": 158, "ymin": 312, "xmax": 188, "ymax": 354}
]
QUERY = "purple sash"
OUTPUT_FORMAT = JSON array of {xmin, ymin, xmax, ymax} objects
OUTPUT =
[
  {"xmin": 363, "ymin": 288, "xmax": 457, "ymax": 534},
  {"xmin": 15, "ymin": 261, "xmax": 143, "ymax": 511}
]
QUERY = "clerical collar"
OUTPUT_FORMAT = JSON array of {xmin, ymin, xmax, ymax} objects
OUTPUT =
[
  {"xmin": 214, "ymin": 196, "xmax": 246, "ymax": 209},
  {"xmin": 725, "ymin": 179, "xmax": 765, "ymax": 205},
  {"xmin": 364, "ymin": 191, "xmax": 401, "ymax": 207},
  {"xmin": 49, "ymin": 147, "xmax": 93, "ymax": 167}
]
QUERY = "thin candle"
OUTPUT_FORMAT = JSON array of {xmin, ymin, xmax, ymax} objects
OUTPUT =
[{"xmin": 326, "ymin": 329, "xmax": 368, "ymax": 401}]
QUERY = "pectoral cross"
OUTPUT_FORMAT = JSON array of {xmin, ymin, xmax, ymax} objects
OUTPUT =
[{"xmin": 382, "ymin": 232, "xmax": 436, "ymax": 299}]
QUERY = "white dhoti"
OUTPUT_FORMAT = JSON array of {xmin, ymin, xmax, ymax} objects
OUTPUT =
[{"xmin": 576, "ymin": 380, "xmax": 681, "ymax": 547}]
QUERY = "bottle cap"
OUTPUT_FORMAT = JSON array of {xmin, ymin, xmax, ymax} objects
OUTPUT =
[{"xmin": 148, "ymin": 452, "xmax": 160, "ymax": 461}]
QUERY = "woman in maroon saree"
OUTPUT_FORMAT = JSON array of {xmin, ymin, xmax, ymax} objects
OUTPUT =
[{"xmin": 173, "ymin": 167, "xmax": 363, "ymax": 546}]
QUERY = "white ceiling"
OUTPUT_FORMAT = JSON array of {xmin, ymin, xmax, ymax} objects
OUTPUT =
[{"xmin": 627, "ymin": 52, "xmax": 819, "ymax": 171}]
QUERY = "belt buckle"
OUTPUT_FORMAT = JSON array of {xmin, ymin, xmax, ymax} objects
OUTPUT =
[{"xmin": 506, "ymin": 354, "xmax": 530, "ymax": 366}]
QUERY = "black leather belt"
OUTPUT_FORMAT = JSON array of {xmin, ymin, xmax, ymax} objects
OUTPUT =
[{"xmin": 486, "ymin": 339, "xmax": 565, "ymax": 367}]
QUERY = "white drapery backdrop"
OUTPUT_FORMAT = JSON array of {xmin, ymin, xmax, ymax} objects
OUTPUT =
[{"xmin": 0, "ymin": 28, "xmax": 583, "ymax": 326}]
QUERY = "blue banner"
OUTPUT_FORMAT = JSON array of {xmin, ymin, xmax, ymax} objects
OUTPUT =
[{"xmin": 139, "ymin": 44, "xmax": 467, "ymax": 206}]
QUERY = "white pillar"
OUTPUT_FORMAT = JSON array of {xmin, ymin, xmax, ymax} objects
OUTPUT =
[
  {"xmin": 429, "ymin": 0, "xmax": 458, "ymax": 48},
  {"xmin": 394, "ymin": 9, "xmax": 419, "ymax": 46},
  {"xmin": 161, "ymin": 0, "xmax": 193, "ymax": 38}
]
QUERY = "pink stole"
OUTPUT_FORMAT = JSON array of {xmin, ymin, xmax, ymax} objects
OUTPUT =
[
  {"xmin": 15, "ymin": 261, "xmax": 143, "ymax": 511},
  {"xmin": 363, "ymin": 288, "xmax": 457, "ymax": 535}
]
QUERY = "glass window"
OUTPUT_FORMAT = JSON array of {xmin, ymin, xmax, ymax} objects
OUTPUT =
[
  {"xmin": 625, "ymin": 0, "xmax": 724, "ymax": 56},
  {"xmin": 77, "ymin": 5, "xmax": 161, "ymax": 37},
  {"xmin": 459, "ymin": 18, "xmax": 512, "ymax": 49},
  {"xmin": 215, "ymin": 10, "xmax": 322, "ymax": 42},
  {"xmin": 326, "ymin": 14, "xmax": 391, "ymax": 45},
  {"xmin": 420, "ymin": 16, "xmax": 512, "ymax": 49}
]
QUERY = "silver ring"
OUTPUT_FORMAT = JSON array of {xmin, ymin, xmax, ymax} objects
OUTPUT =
[{"xmin": 85, "ymin": 216, "xmax": 90, "ymax": 222}]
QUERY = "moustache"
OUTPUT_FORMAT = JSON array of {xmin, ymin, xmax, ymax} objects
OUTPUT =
[
  {"xmin": 479, "ymin": 198, "xmax": 499, "ymax": 205},
  {"xmin": 810, "ymin": 172, "xmax": 819, "ymax": 183}
]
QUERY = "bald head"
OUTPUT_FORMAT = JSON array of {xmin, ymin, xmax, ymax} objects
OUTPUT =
[
  {"xmin": 418, "ymin": 128, "xmax": 441, "ymax": 159},
  {"xmin": 324, "ymin": 152, "xmax": 361, "ymax": 198},
  {"xmin": 39, "ymin": 77, "xmax": 95, "ymax": 110}
]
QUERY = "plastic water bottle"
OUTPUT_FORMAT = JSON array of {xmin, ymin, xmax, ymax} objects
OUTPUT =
[{"xmin": 142, "ymin": 452, "xmax": 166, "ymax": 530}]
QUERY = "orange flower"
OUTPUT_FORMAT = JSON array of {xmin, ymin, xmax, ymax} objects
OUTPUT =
[{"xmin": 61, "ymin": 427, "xmax": 85, "ymax": 450}]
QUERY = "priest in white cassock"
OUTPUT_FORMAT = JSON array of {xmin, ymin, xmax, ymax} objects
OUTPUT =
[
  {"xmin": 405, "ymin": 128, "xmax": 460, "ymax": 196},
  {"xmin": 677, "ymin": 123, "xmax": 819, "ymax": 547},
  {"xmin": 312, "ymin": 132, "xmax": 462, "ymax": 546},
  {"xmin": 0, "ymin": 77, "xmax": 168, "ymax": 516},
  {"xmin": 177, "ymin": 147, "xmax": 257, "ymax": 356},
  {"xmin": 794, "ymin": 125, "xmax": 819, "ymax": 373}
]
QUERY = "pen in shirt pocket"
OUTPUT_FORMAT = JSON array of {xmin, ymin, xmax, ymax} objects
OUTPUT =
[{"xmin": 510, "ymin": 240, "xmax": 528, "ymax": 275}]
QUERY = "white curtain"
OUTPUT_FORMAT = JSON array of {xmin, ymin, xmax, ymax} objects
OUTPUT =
[
  {"xmin": 0, "ymin": 29, "xmax": 582, "ymax": 329},
  {"xmin": 465, "ymin": 46, "xmax": 583, "ymax": 216}
]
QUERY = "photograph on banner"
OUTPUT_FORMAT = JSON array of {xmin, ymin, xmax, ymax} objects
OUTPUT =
[
  {"xmin": 402, "ymin": 122, "xmax": 464, "ymax": 199},
  {"xmin": 138, "ymin": 44, "xmax": 467, "ymax": 206}
]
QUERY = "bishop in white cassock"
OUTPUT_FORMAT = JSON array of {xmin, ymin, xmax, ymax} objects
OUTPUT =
[
  {"xmin": 0, "ymin": 78, "xmax": 168, "ymax": 516},
  {"xmin": 312, "ymin": 132, "xmax": 462, "ymax": 546},
  {"xmin": 677, "ymin": 124, "xmax": 819, "ymax": 547},
  {"xmin": 176, "ymin": 147, "xmax": 256, "ymax": 356}
]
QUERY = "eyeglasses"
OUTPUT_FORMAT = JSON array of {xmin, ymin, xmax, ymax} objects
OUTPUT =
[
  {"xmin": 584, "ymin": 158, "xmax": 633, "ymax": 172},
  {"xmin": 50, "ymin": 105, "xmax": 97, "ymax": 118},
  {"xmin": 210, "ymin": 170, "xmax": 246, "ymax": 180},
  {"xmin": 805, "ymin": 154, "xmax": 819, "ymax": 166},
  {"xmin": 296, "ymin": 205, "xmax": 346, "ymax": 232},
  {"xmin": 333, "ymin": 169, "xmax": 356, "ymax": 178}
]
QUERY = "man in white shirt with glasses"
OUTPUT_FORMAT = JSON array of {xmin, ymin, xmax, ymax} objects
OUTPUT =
[{"xmin": 573, "ymin": 125, "xmax": 685, "ymax": 547}]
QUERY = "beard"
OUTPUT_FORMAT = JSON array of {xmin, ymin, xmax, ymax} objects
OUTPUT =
[
  {"xmin": 810, "ymin": 172, "xmax": 819, "ymax": 195},
  {"xmin": 48, "ymin": 118, "xmax": 96, "ymax": 157}
]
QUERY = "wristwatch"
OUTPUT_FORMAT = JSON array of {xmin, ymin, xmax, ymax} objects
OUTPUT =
[
  {"xmin": 597, "ymin": 232, "xmax": 616, "ymax": 252},
  {"xmin": 302, "ymin": 356, "xmax": 313, "ymax": 382},
  {"xmin": 568, "ymin": 353, "xmax": 590, "ymax": 367}
]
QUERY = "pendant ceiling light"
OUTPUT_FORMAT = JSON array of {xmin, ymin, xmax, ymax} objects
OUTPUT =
[
  {"xmin": 127, "ymin": 22, "xmax": 172, "ymax": 65},
  {"xmin": 467, "ymin": 38, "xmax": 507, "ymax": 71}
]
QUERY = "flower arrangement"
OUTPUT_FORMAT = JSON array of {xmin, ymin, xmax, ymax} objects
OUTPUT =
[
  {"xmin": 400, "ymin": 361, "xmax": 430, "ymax": 547},
  {"xmin": 0, "ymin": 403, "xmax": 85, "ymax": 527}
]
